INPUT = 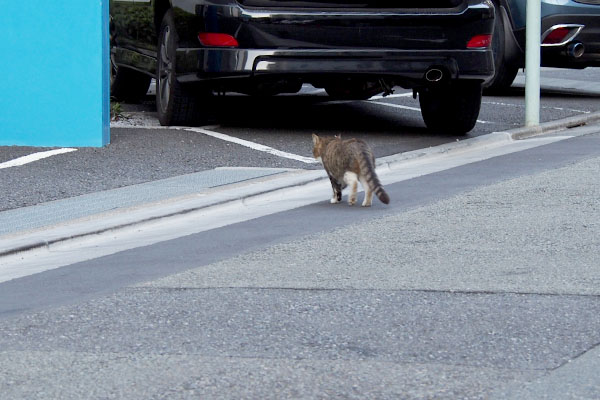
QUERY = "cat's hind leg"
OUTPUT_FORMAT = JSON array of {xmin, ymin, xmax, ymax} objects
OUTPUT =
[
  {"xmin": 359, "ymin": 176, "xmax": 373, "ymax": 207},
  {"xmin": 343, "ymin": 172, "xmax": 358, "ymax": 206},
  {"xmin": 328, "ymin": 176, "xmax": 342, "ymax": 204}
]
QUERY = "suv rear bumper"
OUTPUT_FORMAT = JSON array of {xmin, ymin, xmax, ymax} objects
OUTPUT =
[
  {"xmin": 176, "ymin": 48, "xmax": 494, "ymax": 86},
  {"xmin": 173, "ymin": 1, "xmax": 495, "ymax": 87}
]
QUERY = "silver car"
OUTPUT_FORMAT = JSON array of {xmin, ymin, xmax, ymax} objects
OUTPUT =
[{"xmin": 486, "ymin": 0, "xmax": 600, "ymax": 91}]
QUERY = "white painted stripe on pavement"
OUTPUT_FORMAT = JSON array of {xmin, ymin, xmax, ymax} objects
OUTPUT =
[
  {"xmin": 186, "ymin": 127, "xmax": 318, "ymax": 164},
  {"xmin": 483, "ymin": 100, "xmax": 592, "ymax": 115},
  {"xmin": 370, "ymin": 91, "xmax": 413, "ymax": 100},
  {"xmin": 368, "ymin": 100, "xmax": 493, "ymax": 124},
  {"xmin": 368, "ymin": 100, "xmax": 421, "ymax": 112},
  {"xmin": 298, "ymin": 87, "xmax": 413, "ymax": 98},
  {"xmin": 0, "ymin": 148, "xmax": 78, "ymax": 170}
]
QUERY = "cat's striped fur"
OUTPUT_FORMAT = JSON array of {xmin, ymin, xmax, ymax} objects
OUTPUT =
[{"xmin": 312, "ymin": 134, "xmax": 390, "ymax": 206}]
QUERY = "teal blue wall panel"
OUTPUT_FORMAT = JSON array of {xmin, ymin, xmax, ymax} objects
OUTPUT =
[{"xmin": 0, "ymin": 1, "xmax": 110, "ymax": 147}]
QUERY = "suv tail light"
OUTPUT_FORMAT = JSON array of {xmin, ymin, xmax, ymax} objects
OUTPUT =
[
  {"xmin": 541, "ymin": 25, "xmax": 584, "ymax": 46},
  {"xmin": 198, "ymin": 33, "xmax": 239, "ymax": 47},
  {"xmin": 466, "ymin": 34, "xmax": 492, "ymax": 49},
  {"xmin": 543, "ymin": 27, "xmax": 571, "ymax": 45}
]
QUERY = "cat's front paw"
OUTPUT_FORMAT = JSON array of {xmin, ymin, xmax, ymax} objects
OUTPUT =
[{"xmin": 330, "ymin": 197, "xmax": 340, "ymax": 204}]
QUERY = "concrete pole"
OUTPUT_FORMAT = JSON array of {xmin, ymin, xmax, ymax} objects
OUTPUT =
[{"xmin": 525, "ymin": 0, "xmax": 541, "ymax": 127}]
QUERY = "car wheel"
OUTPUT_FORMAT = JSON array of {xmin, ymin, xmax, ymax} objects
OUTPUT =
[
  {"xmin": 110, "ymin": 57, "xmax": 152, "ymax": 103},
  {"xmin": 156, "ymin": 10, "xmax": 208, "ymax": 126},
  {"xmin": 483, "ymin": 3, "xmax": 519, "ymax": 93},
  {"xmin": 419, "ymin": 81, "xmax": 482, "ymax": 135}
]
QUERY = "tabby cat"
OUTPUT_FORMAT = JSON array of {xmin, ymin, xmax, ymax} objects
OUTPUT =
[{"xmin": 312, "ymin": 134, "xmax": 390, "ymax": 206}]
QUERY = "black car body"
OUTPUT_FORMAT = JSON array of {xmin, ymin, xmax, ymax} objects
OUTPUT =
[
  {"xmin": 487, "ymin": 0, "xmax": 600, "ymax": 91},
  {"xmin": 110, "ymin": 0, "xmax": 495, "ymax": 133}
]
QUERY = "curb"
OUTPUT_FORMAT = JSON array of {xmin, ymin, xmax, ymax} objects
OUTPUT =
[
  {"xmin": 506, "ymin": 110, "xmax": 600, "ymax": 140},
  {"xmin": 2, "ymin": 113, "xmax": 600, "ymax": 257},
  {"xmin": 0, "ymin": 169, "xmax": 326, "ymax": 258}
]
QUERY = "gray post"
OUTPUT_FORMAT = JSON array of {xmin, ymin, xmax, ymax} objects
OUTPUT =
[{"xmin": 525, "ymin": 0, "xmax": 541, "ymax": 127}]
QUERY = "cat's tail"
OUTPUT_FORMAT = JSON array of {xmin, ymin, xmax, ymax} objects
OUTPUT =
[
  {"xmin": 360, "ymin": 151, "xmax": 390, "ymax": 204},
  {"xmin": 374, "ymin": 184, "xmax": 390, "ymax": 205}
]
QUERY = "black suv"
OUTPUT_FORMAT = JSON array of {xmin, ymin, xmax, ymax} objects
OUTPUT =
[{"xmin": 110, "ymin": 0, "xmax": 495, "ymax": 134}]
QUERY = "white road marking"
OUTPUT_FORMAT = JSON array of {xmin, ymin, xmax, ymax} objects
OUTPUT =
[
  {"xmin": 368, "ymin": 100, "xmax": 421, "ymax": 112},
  {"xmin": 0, "ymin": 148, "xmax": 77, "ymax": 170},
  {"xmin": 368, "ymin": 100, "xmax": 493, "ymax": 124},
  {"xmin": 185, "ymin": 127, "xmax": 318, "ymax": 164},
  {"xmin": 298, "ymin": 88, "xmax": 414, "ymax": 99},
  {"xmin": 483, "ymin": 100, "xmax": 592, "ymax": 115},
  {"xmin": 370, "ymin": 92, "xmax": 414, "ymax": 100},
  {"xmin": 304, "ymin": 88, "xmax": 327, "ymax": 95}
]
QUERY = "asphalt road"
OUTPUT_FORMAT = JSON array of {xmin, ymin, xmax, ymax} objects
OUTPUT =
[
  {"xmin": 0, "ymin": 68, "xmax": 598, "ymax": 212},
  {"xmin": 0, "ymin": 128, "xmax": 599, "ymax": 399}
]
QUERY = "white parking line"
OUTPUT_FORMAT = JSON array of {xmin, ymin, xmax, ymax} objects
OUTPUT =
[
  {"xmin": 483, "ymin": 100, "xmax": 592, "ymax": 115},
  {"xmin": 185, "ymin": 127, "xmax": 318, "ymax": 164},
  {"xmin": 368, "ymin": 100, "xmax": 493, "ymax": 124},
  {"xmin": 0, "ymin": 148, "xmax": 78, "ymax": 170},
  {"xmin": 298, "ymin": 88, "xmax": 413, "ymax": 99},
  {"xmin": 368, "ymin": 100, "xmax": 421, "ymax": 112},
  {"xmin": 370, "ymin": 91, "xmax": 414, "ymax": 100}
]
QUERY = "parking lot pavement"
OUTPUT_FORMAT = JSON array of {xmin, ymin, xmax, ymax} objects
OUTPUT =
[
  {"xmin": 1, "ymin": 70, "xmax": 598, "ymax": 214},
  {"xmin": 1, "ymin": 92, "xmax": 597, "ymax": 214}
]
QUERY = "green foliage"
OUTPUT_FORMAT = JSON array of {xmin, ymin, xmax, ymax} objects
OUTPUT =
[
  {"xmin": 111, "ymin": 5, "xmax": 156, "ymax": 45},
  {"xmin": 110, "ymin": 101, "xmax": 124, "ymax": 121}
]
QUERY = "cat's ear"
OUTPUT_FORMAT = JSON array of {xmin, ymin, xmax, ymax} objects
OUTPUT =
[{"xmin": 312, "ymin": 133, "xmax": 320, "ymax": 146}]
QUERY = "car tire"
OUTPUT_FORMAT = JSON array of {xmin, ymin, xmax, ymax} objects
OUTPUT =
[
  {"xmin": 419, "ymin": 81, "xmax": 482, "ymax": 135},
  {"xmin": 483, "ymin": 3, "xmax": 519, "ymax": 94},
  {"xmin": 110, "ymin": 59, "xmax": 152, "ymax": 103},
  {"xmin": 156, "ymin": 10, "xmax": 209, "ymax": 126}
]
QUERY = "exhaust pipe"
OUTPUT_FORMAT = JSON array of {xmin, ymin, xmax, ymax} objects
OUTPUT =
[
  {"xmin": 425, "ymin": 68, "xmax": 444, "ymax": 83},
  {"xmin": 567, "ymin": 42, "xmax": 585, "ymax": 58}
]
